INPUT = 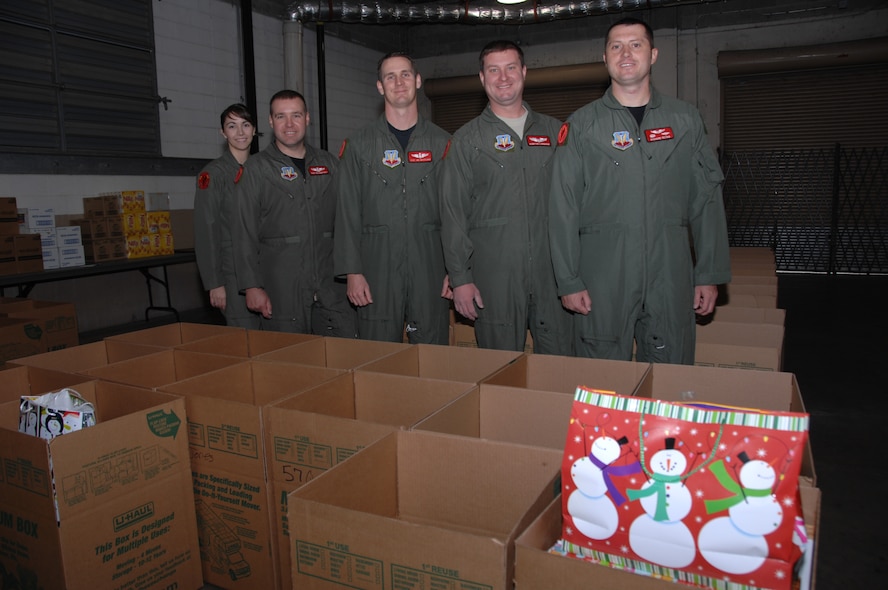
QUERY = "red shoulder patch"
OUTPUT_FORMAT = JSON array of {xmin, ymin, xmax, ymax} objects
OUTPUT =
[
  {"xmin": 198, "ymin": 171, "xmax": 210, "ymax": 189},
  {"xmin": 557, "ymin": 123, "xmax": 569, "ymax": 146},
  {"xmin": 338, "ymin": 139, "xmax": 348, "ymax": 159},
  {"xmin": 234, "ymin": 165, "xmax": 243, "ymax": 184}
]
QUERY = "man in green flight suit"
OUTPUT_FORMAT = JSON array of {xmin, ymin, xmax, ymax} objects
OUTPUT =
[
  {"xmin": 335, "ymin": 52, "xmax": 451, "ymax": 344},
  {"xmin": 549, "ymin": 18, "xmax": 731, "ymax": 364},
  {"xmin": 232, "ymin": 90, "xmax": 356, "ymax": 336},
  {"xmin": 440, "ymin": 40, "xmax": 573, "ymax": 355}
]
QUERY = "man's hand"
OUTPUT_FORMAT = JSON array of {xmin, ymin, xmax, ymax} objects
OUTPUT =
[
  {"xmin": 453, "ymin": 283, "xmax": 484, "ymax": 320},
  {"xmin": 440, "ymin": 275, "xmax": 453, "ymax": 300},
  {"xmin": 694, "ymin": 284, "xmax": 718, "ymax": 316},
  {"xmin": 347, "ymin": 274, "xmax": 373, "ymax": 307},
  {"xmin": 561, "ymin": 290, "xmax": 592, "ymax": 315},
  {"xmin": 245, "ymin": 287, "xmax": 272, "ymax": 319},
  {"xmin": 208, "ymin": 286, "xmax": 226, "ymax": 311}
]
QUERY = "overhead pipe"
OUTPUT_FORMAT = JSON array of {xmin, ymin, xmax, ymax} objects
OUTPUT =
[{"xmin": 287, "ymin": 0, "xmax": 728, "ymax": 25}]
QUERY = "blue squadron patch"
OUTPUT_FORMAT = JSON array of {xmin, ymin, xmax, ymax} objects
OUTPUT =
[
  {"xmin": 611, "ymin": 131, "xmax": 633, "ymax": 151},
  {"xmin": 280, "ymin": 166, "xmax": 298, "ymax": 181},
  {"xmin": 495, "ymin": 134, "xmax": 515, "ymax": 152},
  {"xmin": 383, "ymin": 149, "xmax": 401, "ymax": 168}
]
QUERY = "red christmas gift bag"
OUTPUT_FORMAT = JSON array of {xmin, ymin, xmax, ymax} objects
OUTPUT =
[{"xmin": 559, "ymin": 387, "xmax": 809, "ymax": 590}]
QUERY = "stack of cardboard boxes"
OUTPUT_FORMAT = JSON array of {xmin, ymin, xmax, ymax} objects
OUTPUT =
[
  {"xmin": 17, "ymin": 206, "xmax": 87, "ymax": 270},
  {"xmin": 2, "ymin": 308, "xmax": 820, "ymax": 590},
  {"xmin": 77, "ymin": 191, "xmax": 174, "ymax": 262},
  {"xmin": 696, "ymin": 246, "xmax": 785, "ymax": 371},
  {"xmin": 1, "ymin": 197, "xmax": 44, "ymax": 276}
]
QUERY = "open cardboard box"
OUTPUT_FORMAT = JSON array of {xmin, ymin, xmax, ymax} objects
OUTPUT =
[
  {"xmin": 103, "ymin": 321, "xmax": 242, "ymax": 348},
  {"xmin": 10, "ymin": 339, "xmax": 164, "ymax": 373},
  {"xmin": 695, "ymin": 321, "xmax": 785, "ymax": 371},
  {"xmin": 415, "ymin": 356, "xmax": 650, "ymax": 450},
  {"xmin": 81, "ymin": 348, "xmax": 244, "ymax": 389},
  {"xmin": 0, "ymin": 364, "xmax": 94, "ymax": 404},
  {"xmin": 0, "ymin": 298, "xmax": 79, "ymax": 351},
  {"xmin": 0, "ymin": 317, "xmax": 45, "ymax": 363},
  {"xmin": 158, "ymin": 360, "xmax": 346, "ymax": 590},
  {"xmin": 256, "ymin": 335, "xmax": 412, "ymax": 370},
  {"xmin": 266, "ymin": 371, "xmax": 476, "ymax": 590},
  {"xmin": 0, "ymin": 380, "xmax": 203, "ymax": 590},
  {"xmin": 633, "ymin": 363, "xmax": 815, "ymax": 485},
  {"xmin": 707, "ymin": 305, "xmax": 785, "ymax": 326},
  {"xmin": 175, "ymin": 329, "xmax": 319, "ymax": 358},
  {"xmin": 514, "ymin": 485, "xmax": 820, "ymax": 590},
  {"xmin": 288, "ymin": 430, "xmax": 561, "ymax": 590},
  {"xmin": 358, "ymin": 343, "xmax": 522, "ymax": 383}
]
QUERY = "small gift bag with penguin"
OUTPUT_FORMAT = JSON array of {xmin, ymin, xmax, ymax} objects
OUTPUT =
[{"xmin": 558, "ymin": 386, "xmax": 809, "ymax": 590}]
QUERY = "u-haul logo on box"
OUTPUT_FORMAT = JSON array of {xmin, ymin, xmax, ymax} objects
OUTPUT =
[{"xmin": 114, "ymin": 502, "xmax": 155, "ymax": 531}]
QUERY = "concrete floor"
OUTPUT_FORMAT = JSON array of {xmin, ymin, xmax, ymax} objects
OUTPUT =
[{"xmin": 82, "ymin": 273, "xmax": 886, "ymax": 589}]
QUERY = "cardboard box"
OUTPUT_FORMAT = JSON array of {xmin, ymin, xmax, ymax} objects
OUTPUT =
[
  {"xmin": 10, "ymin": 339, "xmax": 163, "ymax": 373},
  {"xmin": 0, "ymin": 234, "xmax": 17, "ymax": 275},
  {"xmin": 14, "ymin": 233, "xmax": 43, "ymax": 273},
  {"xmin": 0, "ymin": 197, "xmax": 18, "ymax": 235},
  {"xmin": 0, "ymin": 317, "xmax": 45, "ymax": 363},
  {"xmin": 169, "ymin": 209, "xmax": 195, "ymax": 250},
  {"xmin": 158, "ymin": 360, "xmax": 346, "ymax": 590},
  {"xmin": 266, "ymin": 371, "xmax": 476, "ymax": 590},
  {"xmin": 288, "ymin": 430, "xmax": 561, "ymax": 590},
  {"xmin": 727, "ymin": 282, "xmax": 779, "ymax": 298},
  {"xmin": 514, "ymin": 486, "xmax": 820, "ymax": 590},
  {"xmin": 0, "ymin": 299, "xmax": 79, "ymax": 351},
  {"xmin": 707, "ymin": 305, "xmax": 785, "ymax": 325},
  {"xmin": 358, "ymin": 343, "xmax": 522, "ymax": 383},
  {"xmin": 55, "ymin": 225, "xmax": 82, "ymax": 246},
  {"xmin": 632, "ymin": 362, "xmax": 815, "ymax": 485},
  {"xmin": 104, "ymin": 321, "xmax": 242, "ymax": 348},
  {"xmin": 695, "ymin": 321, "xmax": 785, "ymax": 371},
  {"xmin": 17, "ymin": 207, "xmax": 55, "ymax": 230},
  {"xmin": 83, "ymin": 237, "xmax": 127, "ymax": 262},
  {"xmin": 0, "ymin": 364, "xmax": 93, "ymax": 404},
  {"xmin": 452, "ymin": 318, "xmax": 535, "ymax": 353},
  {"xmin": 30, "ymin": 228, "xmax": 57, "ymax": 248},
  {"xmin": 42, "ymin": 246, "xmax": 60, "ymax": 269},
  {"xmin": 416, "ymin": 356, "xmax": 650, "ymax": 450},
  {"xmin": 82, "ymin": 196, "xmax": 111, "ymax": 218},
  {"xmin": 719, "ymin": 292, "xmax": 779, "ymax": 308},
  {"xmin": 73, "ymin": 217, "xmax": 110, "ymax": 240},
  {"xmin": 482, "ymin": 354, "xmax": 650, "ymax": 395},
  {"xmin": 59, "ymin": 244, "xmax": 86, "ymax": 267},
  {"xmin": 0, "ymin": 380, "xmax": 203, "ymax": 590},
  {"xmin": 176, "ymin": 329, "xmax": 320, "ymax": 358},
  {"xmin": 81, "ymin": 348, "xmax": 245, "ymax": 389},
  {"xmin": 256, "ymin": 335, "xmax": 411, "ymax": 369}
]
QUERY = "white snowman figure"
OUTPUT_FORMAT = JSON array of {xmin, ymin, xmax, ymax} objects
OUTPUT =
[
  {"xmin": 568, "ymin": 435, "xmax": 640, "ymax": 540},
  {"xmin": 627, "ymin": 437, "xmax": 696, "ymax": 568},
  {"xmin": 699, "ymin": 451, "xmax": 784, "ymax": 575}
]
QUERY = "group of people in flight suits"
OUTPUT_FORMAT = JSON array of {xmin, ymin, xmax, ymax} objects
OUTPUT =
[{"xmin": 194, "ymin": 17, "xmax": 731, "ymax": 366}]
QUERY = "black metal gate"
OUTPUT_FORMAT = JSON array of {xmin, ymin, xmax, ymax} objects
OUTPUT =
[{"xmin": 722, "ymin": 145, "xmax": 887, "ymax": 274}]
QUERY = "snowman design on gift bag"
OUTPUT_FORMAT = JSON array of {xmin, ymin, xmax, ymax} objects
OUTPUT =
[
  {"xmin": 626, "ymin": 437, "xmax": 697, "ymax": 568},
  {"xmin": 568, "ymin": 434, "xmax": 641, "ymax": 540},
  {"xmin": 698, "ymin": 451, "xmax": 784, "ymax": 574}
]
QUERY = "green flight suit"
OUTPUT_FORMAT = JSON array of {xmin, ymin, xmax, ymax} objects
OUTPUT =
[
  {"xmin": 193, "ymin": 151, "xmax": 260, "ymax": 328},
  {"xmin": 440, "ymin": 103, "xmax": 573, "ymax": 355},
  {"xmin": 334, "ymin": 114, "xmax": 451, "ymax": 344},
  {"xmin": 549, "ymin": 87, "xmax": 732, "ymax": 364},
  {"xmin": 232, "ymin": 141, "xmax": 356, "ymax": 336}
]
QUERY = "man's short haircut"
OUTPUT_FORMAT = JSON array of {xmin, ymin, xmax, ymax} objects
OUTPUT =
[
  {"xmin": 479, "ymin": 40, "xmax": 525, "ymax": 71},
  {"xmin": 606, "ymin": 17, "xmax": 655, "ymax": 48},
  {"xmin": 377, "ymin": 52, "xmax": 417, "ymax": 81},
  {"xmin": 269, "ymin": 90, "xmax": 306, "ymax": 114}
]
